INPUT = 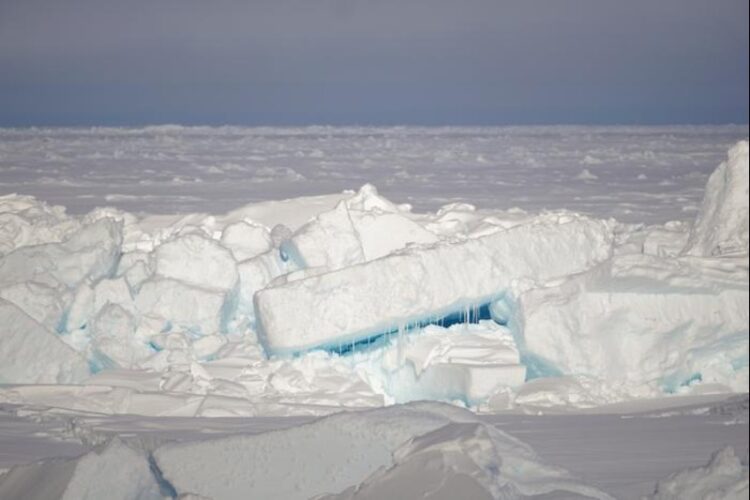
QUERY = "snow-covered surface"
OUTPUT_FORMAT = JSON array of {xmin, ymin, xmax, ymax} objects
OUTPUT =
[
  {"xmin": 1, "ymin": 125, "xmax": 746, "ymax": 222},
  {"xmin": 0, "ymin": 126, "xmax": 748, "ymax": 499}
]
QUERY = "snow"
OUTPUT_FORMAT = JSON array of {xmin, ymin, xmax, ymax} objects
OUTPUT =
[{"xmin": 0, "ymin": 126, "xmax": 748, "ymax": 499}]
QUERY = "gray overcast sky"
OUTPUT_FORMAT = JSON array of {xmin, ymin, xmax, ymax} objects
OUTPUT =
[{"xmin": 0, "ymin": 0, "xmax": 747, "ymax": 126}]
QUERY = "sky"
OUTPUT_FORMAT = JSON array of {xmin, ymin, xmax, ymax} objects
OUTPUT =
[{"xmin": 0, "ymin": 0, "xmax": 748, "ymax": 126}]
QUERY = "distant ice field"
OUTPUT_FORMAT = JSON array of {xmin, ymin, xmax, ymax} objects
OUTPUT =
[{"xmin": 1, "ymin": 125, "xmax": 747, "ymax": 222}]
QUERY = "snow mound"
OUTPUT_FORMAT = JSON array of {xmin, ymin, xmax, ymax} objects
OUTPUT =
[
  {"xmin": 684, "ymin": 140, "xmax": 749, "ymax": 257},
  {"xmin": 154, "ymin": 402, "xmax": 610, "ymax": 500},
  {"xmin": 648, "ymin": 446, "xmax": 749, "ymax": 500}
]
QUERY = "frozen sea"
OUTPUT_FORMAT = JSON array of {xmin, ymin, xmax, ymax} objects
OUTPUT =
[
  {"xmin": 0, "ymin": 125, "xmax": 748, "ymax": 500},
  {"xmin": 1, "ymin": 124, "xmax": 747, "ymax": 222}
]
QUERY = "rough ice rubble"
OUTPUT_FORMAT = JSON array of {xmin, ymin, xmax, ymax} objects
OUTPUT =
[
  {"xmin": 520, "ymin": 254, "xmax": 749, "ymax": 395},
  {"xmin": 513, "ymin": 142, "xmax": 749, "ymax": 401},
  {"xmin": 0, "ymin": 141, "xmax": 748, "ymax": 413},
  {"xmin": 0, "ymin": 194, "xmax": 81, "ymax": 255},
  {"xmin": 153, "ymin": 402, "xmax": 611, "ymax": 500}
]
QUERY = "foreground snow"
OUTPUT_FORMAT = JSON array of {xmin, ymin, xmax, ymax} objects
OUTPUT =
[
  {"xmin": 0, "ymin": 128, "xmax": 748, "ymax": 498},
  {"xmin": 0, "ymin": 396, "xmax": 747, "ymax": 499}
]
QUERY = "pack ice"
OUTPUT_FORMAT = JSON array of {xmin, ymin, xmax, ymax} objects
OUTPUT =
[{"xmin": 0, "ymin": 142, "xmax": 747, "ymax": 414}]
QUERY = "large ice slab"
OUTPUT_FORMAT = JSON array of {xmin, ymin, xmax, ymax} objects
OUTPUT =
[
  {"xmin": 0, "ymin": 299, "xmax": 89, "ymax": 384},
  {"xmin": 0, "ymin": 194, "xmax": 80, "ymax": 255},
  {"xmin": 256, "ymin": 215, "xmax": 613, "ymax": 355}
]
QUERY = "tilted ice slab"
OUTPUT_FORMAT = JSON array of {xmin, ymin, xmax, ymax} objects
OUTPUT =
[
  {"xmin": 256, "ymin": 214, "xmax": 613, "ymax": 355},
  {"xmin": 0, "ymin": 438, "xmax": 163, "ymax": 500}
]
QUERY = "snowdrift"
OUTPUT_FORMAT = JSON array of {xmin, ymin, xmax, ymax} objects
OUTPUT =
[{"xmin": 0, "ymin": 142, "xmax": 747, "ymax": 415}]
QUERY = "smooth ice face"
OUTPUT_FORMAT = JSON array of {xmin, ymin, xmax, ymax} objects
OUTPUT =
[
  {"xmin": 0, "ymin": 299, "xmax": 89, "ymax": 384},
  {"xmin": 255, "ymin": 214, "xmax": 614, "ymax": 356}
]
